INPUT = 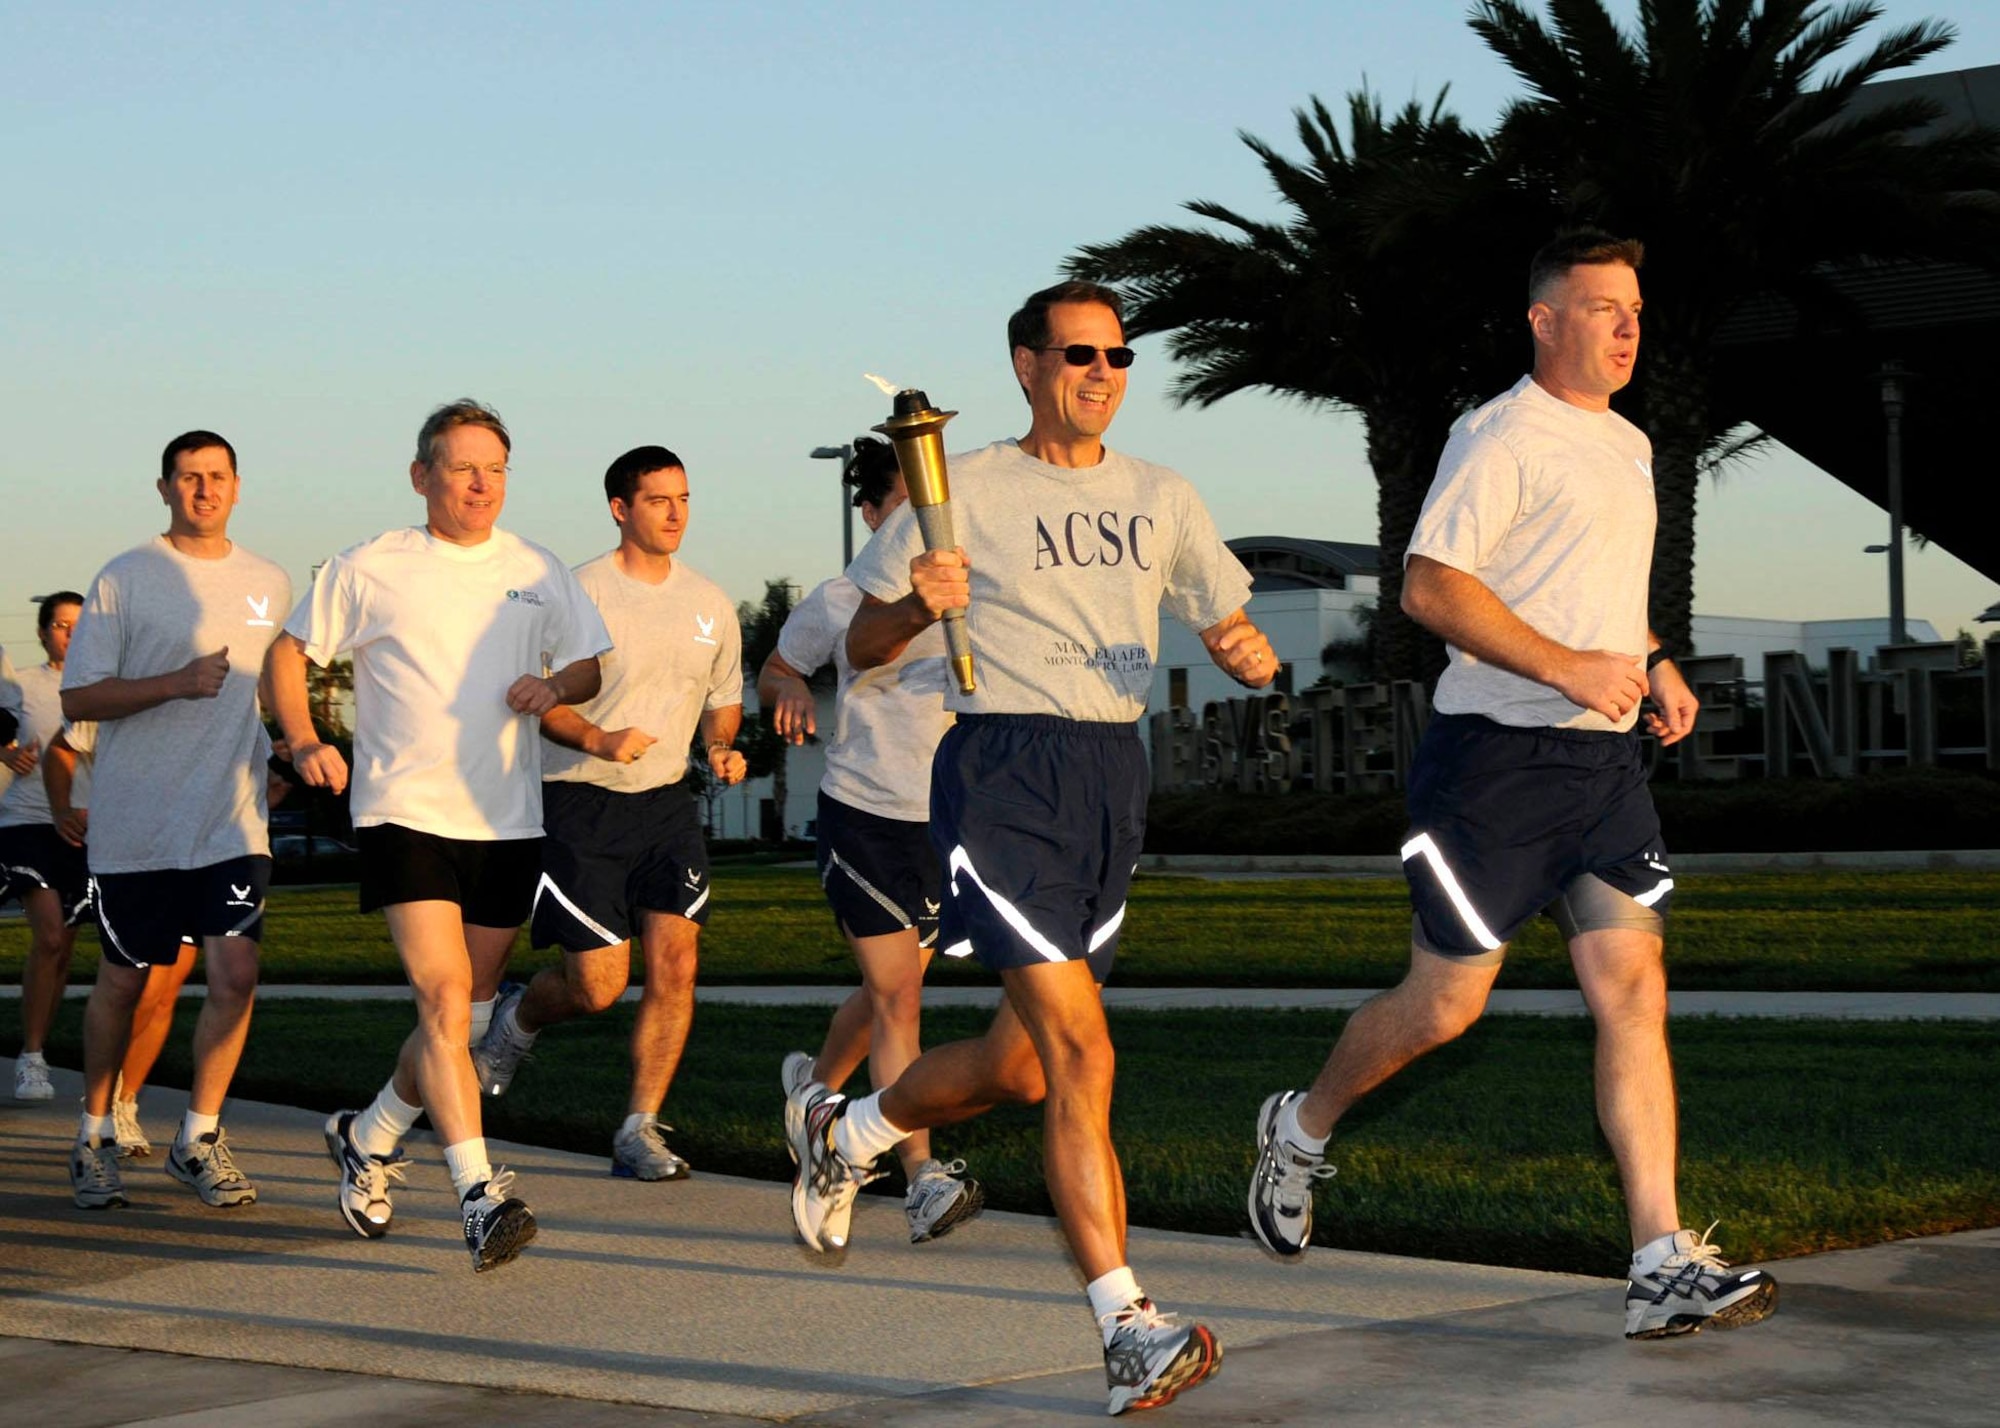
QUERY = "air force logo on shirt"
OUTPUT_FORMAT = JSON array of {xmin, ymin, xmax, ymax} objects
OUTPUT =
[
  {"xmin": 694, "ymin": 613, "xmax": 718, "ymax": 647},
  {"xmin": 245, "ymin": 595, "xmax": 274, "ymax": 628},
  {"xmin": 1634, "ymin": 458, "xmax": 1654, "ymax": 485}
]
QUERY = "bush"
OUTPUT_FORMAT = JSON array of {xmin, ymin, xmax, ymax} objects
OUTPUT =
[{"xmin": 1145, "ymin": 768, "xmax": 2000, "ymax": 855}]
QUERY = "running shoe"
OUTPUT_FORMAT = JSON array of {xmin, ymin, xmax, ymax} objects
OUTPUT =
[
  {"xmin": 1101, "ymin": 1298, "xmax": 1222, "ymax": 1416},
  {"xmin": 69, "ymin": 1137, "xmax": 127, "ymax": 1210},
  {"xmin": 781, "ymin": 1050, "xmax": 823, "ymax": 1166},
  {"xmin": 611, "ymin": 1119, "xmax": 691, "ymax": 1181},
  {"xmin": 904, "ymin": 1157, "xmax": 985, "ymax": 1244},
  {"xmin": 324, "ymin": 1109, "xmax": 410, "ymax": 1239},
  {"xmin": 112, "ymin": 1075, "xmax": 151, "ymax": 1159},
  {"xmin": 12, "ymin": 1056, "xmax": 52, "ymax": 1101},
  {"xmin": 1247, "ymin": 1090, "xmax": 1336, "ymax": 1258},
  {"xmin": 461, "ymin": 1169, "xmax": 537, "ymax": 1272},
  {"xmin": 471, "ymin": 984, "xmax": 536, "ymax": 1098},
  {"xmin": 166, "ymin": 1129, "xmax": 258, "ymax": 1208},
  {"xmin": 791, "ymin": 1088, "xmax": 871, "ymax": 1251},
  {"xmin": 1625, "ymin": 1224, "xmax": 1779, "ymax": 1339}
]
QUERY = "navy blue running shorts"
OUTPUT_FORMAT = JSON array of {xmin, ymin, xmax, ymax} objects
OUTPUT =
[
  {"xmin": 930, "ymin": 713, "xmax": 1146, "ymax": 984},
  {"xmin": 358, "ymin": 822, "xmax": 542, "ymax": 927},
  {"xmin": 92, "ymin": 855, "xmax": 271, "ymax": 970},
  {"xmin": 530, "ymin": 779, "xmax": 711, "ymax": 950},
  {"xmin": 815, "ymin": 791, "xmax": 941, "ymax": 946},
  {"xmin": 1402, "ymin": 714, "xmax": 1672, "ymax": 961},
  {"xmin": 0, "ymin": 823, "xmax": 92, "ymax": 925}
]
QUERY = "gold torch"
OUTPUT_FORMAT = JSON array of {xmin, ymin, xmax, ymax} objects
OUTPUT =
[{"xmin": 873, "ymin": 388, "xmax": 975, "ymax": 694}]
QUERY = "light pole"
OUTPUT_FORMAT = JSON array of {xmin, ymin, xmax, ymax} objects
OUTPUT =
[
  {"xmin": 1877, "ymin": 361, "xmax": 1913, "ymax": 646},
  {"xmin": 810, "ymin": 444, "xmax": 855, "ymax": 567}
]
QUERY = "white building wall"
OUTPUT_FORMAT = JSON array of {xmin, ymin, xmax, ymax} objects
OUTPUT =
[{"xmin": 1690, "ymin": 615, "xmax": 1941, "ymax": 671}]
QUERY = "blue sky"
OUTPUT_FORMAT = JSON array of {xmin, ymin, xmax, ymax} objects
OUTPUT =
[{"xmin": 4, "ymin": 1, "xmax": 1995, "ymax": 655}]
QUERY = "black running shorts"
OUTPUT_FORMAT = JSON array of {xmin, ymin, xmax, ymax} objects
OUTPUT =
[
  {"xmin": 930, "ymin": 714, "xmax": 1145, "ymax": 983},
  {"xmin": 93, "ymin": 855, "xmax": 272, "ymax": 970},
  {"xmin": 815, "ymin": 790, "xmax": 941, "ymax": 946},
  {"xmin": 357, "ymin": 822, "xmax": 542, "ymax": 927},
  {"xmin": 529, "ymin": 779, "xmax": 711, "ymax": 951},
  {"xmin": 1402, "ymin": 713, "xmax": 1673, "ymax": 960},
  {"xmin": 0, "ymin": 823, "xmax": 92, "ymax": 925}
]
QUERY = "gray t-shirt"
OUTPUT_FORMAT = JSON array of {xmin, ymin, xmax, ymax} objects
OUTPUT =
[
  {"xmin": 0, "ymin": 663, "xmax": 65, "ymax": 827},
  {"xmin": 63, "ymin": 538, "xmax": 291, "ymax": 872},
  {"xmin": 775, "ymin": 573, "xmax": 952, "ymax": 823},
  {"xmin": 1407, "ymin": 375, "xmax": 1656, "ymax": 731},
  {"xmin": 543, "ymin": 553, "xmax": 743, "ymax": 792},
  {"xmin": 847, "ymin": 440, "xmax": 1252, "ymax": 723}
]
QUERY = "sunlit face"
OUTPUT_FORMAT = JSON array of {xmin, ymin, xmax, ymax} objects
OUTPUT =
[
  {"xmin": 1012, "ymin": 300, "xmax": 1128, "ymax": 446},
  {"xmin": 39, "ymin": 602, "xmax": 80, "ymax": 666},
  {"xmin": 1530, "ymin": 261, "xmax": 1642, "ymax": 408},
  {"xmin": 412, "ymin": 423, "xmax": 508, "ymax": 545},
  {"xmin": 157, "ymin": 445, "xmax": 239, "ymax": 540},
  {"xmin": 859, "ymin": 472, "xmax": 909, "ymax": 533},
  {"xmin": 612, "ymin": 464, "xmax": 690, "ymax": 556}
]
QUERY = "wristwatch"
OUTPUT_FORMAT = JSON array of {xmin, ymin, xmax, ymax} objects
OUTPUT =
[{"xmin": 1645, "ymin": 644, "xmax": 1674, "ymax": 671}]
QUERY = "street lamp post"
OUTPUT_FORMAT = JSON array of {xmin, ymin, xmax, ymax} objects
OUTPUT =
[
  {"xmin": 1878, "ymin": 361, "xmax": 1912, "ymax": 646},
  {"xmin": 809, "ymin": 444, "xmax": 855, "ymax": 567}
]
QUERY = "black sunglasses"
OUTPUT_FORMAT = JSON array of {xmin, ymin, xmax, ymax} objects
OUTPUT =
[{"xmin": 1036, "ymin": 344, "xmax": 1136, "ymax": 369}]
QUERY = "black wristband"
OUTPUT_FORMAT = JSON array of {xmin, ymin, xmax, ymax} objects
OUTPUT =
[{"xmin": 1646, "ymin": 645, "xmax": 1674, "ymax": 671}]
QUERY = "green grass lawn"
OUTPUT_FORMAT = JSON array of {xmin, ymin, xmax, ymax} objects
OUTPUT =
[
  {"xmin": 27, "ymin": 999, "xmax": 1998, "ymax": 1276},
  {"xmin": 4, "ymin": 867, "xmax": 1997, "ymax": 990}
]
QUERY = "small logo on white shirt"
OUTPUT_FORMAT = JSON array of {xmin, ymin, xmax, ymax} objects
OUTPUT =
[
  {"xmin": 227, "ymin": 883, "xmax": 255, "ymax": 907},
  {"xmin": 506, "ymin": 589, "xmax": 546, "ymax": 607},
  {"xmin": 245, "ymin": 595, "xmax": 273, "ymax": 628},
  {"xmin": 1634, "ymin": 458, "xmax": 1654, "ymax": 483},
  {"xmin": 694, "ymin": 613, "xmax": 717, "ymax": 647}
]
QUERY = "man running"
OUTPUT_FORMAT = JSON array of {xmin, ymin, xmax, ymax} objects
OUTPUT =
[
  {"xmin": 61, "ymin": 431, "xmax": 291, "ymax": 1211},
  {"xmin": 470, "ymin": 445, "xmax": 746, "ymax": 1182},
  {"xmin": 763, "ymin": 436, "xmax": 981, "ymax": 1243},
  {"xmin": 791, "ymin": 281, "xmax": 1274, "ymax": 1415},
  {"xmin": 1245, "ymin": 231, "xmax": 1778, "ymax": 1342},
  {"xmin": 2, "ymin": 592, "xmax": 88, "ymax": 1102},
  {"xmin": 270, "ymin": 399, "xmax": 610, "ymax": 1271}
]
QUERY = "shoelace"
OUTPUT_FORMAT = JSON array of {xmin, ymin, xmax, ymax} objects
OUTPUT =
[
  {"xmin": 1098, "ymin": 1298, "xmax": 1179, "ymax": 1340},
  {"xmin": 1261, "ymin": 1140, "xmax": 1337, "ymax": 1210},
  {"xmin": 1661, "ymin": 1221, "xmax": 1732, "ymax": 1275},
  {"xmin": 359, "ymin": 1151, "xmax": 411, "ymax": 1198},
  {"xmin": 204, "ymin": 1132, "xmax": 251, "ymax": 1185},
  {"xmin": 74, "ymin": 1143, "xmax": 120, "ymax": 1190},
  {"xmin": 475, "ymin": 1168, "xmax": 517, "ymax": 1206}
]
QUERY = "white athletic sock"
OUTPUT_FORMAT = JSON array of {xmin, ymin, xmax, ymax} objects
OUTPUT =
[
  {"xmin": 468, "ymin": 997, "xmax": 496, "ymax": 1044},
  {"xmin": 499, "ymin": 999, "xmax": 538, "ymax": 1045},
  {"xmin": 1277, "ymin": 1096, "xmax": 1328, "ymax": 1155},
  {"xmin": 353, "ymin": 1080, "xmax": 422, "ymax": 1159},
  {"xmin": 1632, "ymin": 1228, "xmax": 1688, "ymax": 1278},
  {"xmin": 444, "ymin": 1138, "xmax": 494, "ymax": 1200},
  {"xmin": 832, "ymin": 1091, "xmax": 909, "ymax": 1166},
  {"xmin": 77, "ymin": 1111, "xmax": 115, "ymax": 1145},
  {"xmin": 1087, "ymin": 1267, "xmax": 1146, "ymax": 1340},
  {"xmin": 20, "ymin": 1050, "xmax": 46, "ymax": 1066},
  {"xmin": 177, "ymin": 1110, "xmax": 220, "ymax": 1147},
  {"xmin": 620, "ymin": 1112, "xmax": 656, "ymax": 1138}
]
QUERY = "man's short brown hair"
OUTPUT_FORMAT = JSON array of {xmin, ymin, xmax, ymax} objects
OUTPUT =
[{"xmin": 1529, "ymin": 230, "xmax": 1645, "ymax": 304}]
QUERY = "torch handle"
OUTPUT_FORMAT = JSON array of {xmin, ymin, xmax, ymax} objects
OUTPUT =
[{"xmin": 913, "ymin": 501, "xmax": 976, "ymax": 694}]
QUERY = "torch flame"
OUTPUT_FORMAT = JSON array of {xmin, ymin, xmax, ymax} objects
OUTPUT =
[{"xmin": 864, "ymin": 372, "xmax": 901, "ymax": 397}]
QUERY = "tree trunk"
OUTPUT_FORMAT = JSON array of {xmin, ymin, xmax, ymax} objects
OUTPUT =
[
  {"xmin": 1633, "ymin": 342, "xmax": 1708, "ymax": 656},
  {"xmin": 1366, "ymin": 408, "xmax": 1452, "ymax": 686}
]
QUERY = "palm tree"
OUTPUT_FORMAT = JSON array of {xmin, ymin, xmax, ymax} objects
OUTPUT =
[
  {"xmin": 1069, "ymin": 90, "xmax": 1550, "ymax": 680},
  {"xmin": 1472, "ymin": 0, "xmax": 2000, "ymax": 651}
]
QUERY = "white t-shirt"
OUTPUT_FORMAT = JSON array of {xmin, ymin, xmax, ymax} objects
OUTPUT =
[
  {"xmin": 847, "ymin": 440, "xmax": 1253, "ymax": 723},
  {"xmin": 63, "ymin": 538, "xmax": 291, "ymax": 872},
  {"xmin": 0, "ymin": 663, "xmax": 67, "ymax": 827},
  {"xmin": 776, "ymin": 574, "xmax": 953, "ymax": 823},
  {"xmin": 1407, "ymin": 375, "xmax": 1656, "ymax": 731},
  {"xmin": 543, "ymin": 553, "xmax": 743, "ymax": 793},
  {"xmin": 286, "ymin": 526, "xmax": 612, "ymax": 841}
]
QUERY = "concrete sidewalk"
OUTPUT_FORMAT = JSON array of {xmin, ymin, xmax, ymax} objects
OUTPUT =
[{"xmin": 4, "ymin": 1060, "xmax": 1996, "ymax": 1426}]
